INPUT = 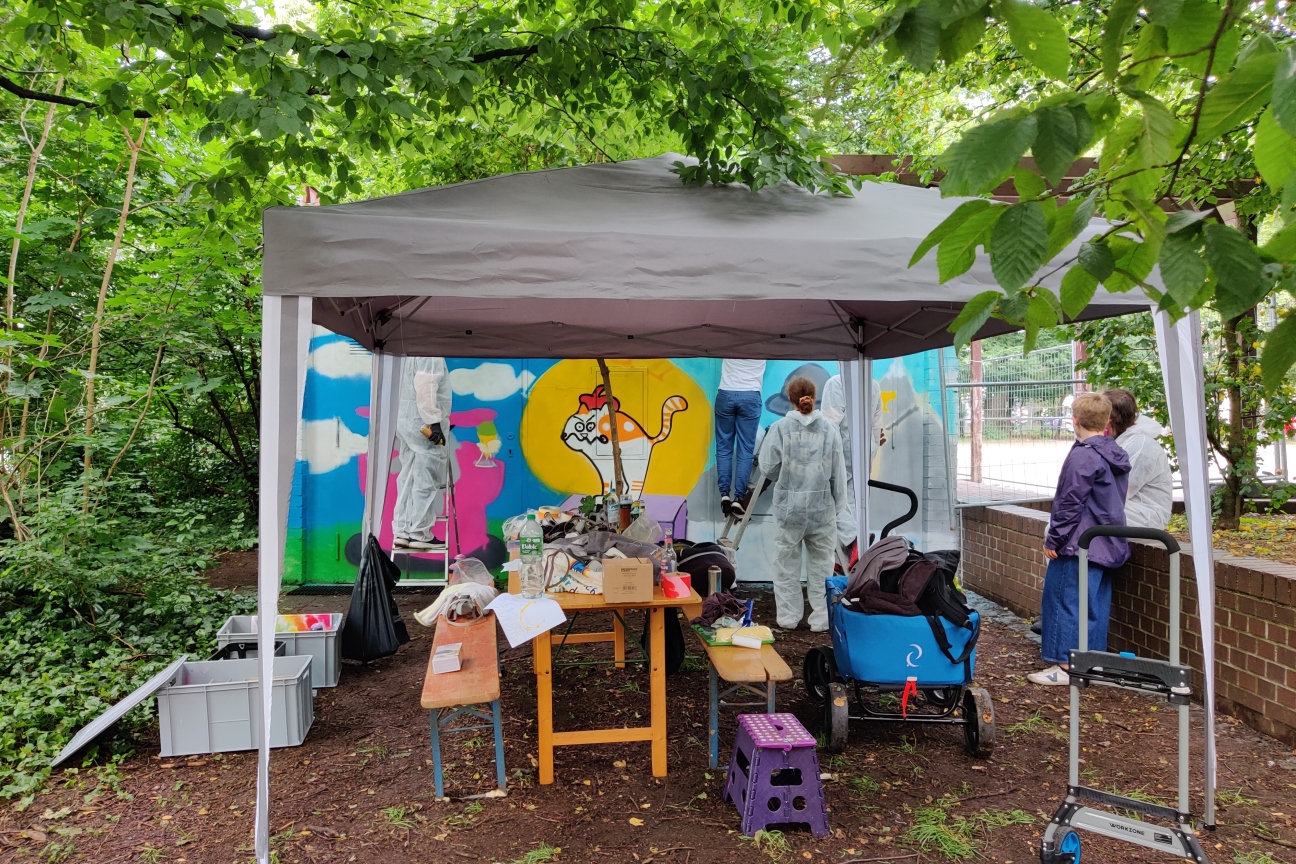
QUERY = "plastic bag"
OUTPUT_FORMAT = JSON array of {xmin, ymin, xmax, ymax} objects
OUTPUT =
[
  {"xmin": 340, "ymin": 534, "xmax": 410, "ymax": 662},
  {"xmin": 451, "ymin": 556, "xmax": 493, "ymax": 586},
  {"xmin": 501, "ymin": 514, "xmax": 529, "ymax": 541},
  {"xmin": 622, "ymin": 513, "xmax": 663, "ymax": 545}
]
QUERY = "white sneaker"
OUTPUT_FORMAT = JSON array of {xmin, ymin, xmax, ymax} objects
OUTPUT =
[
  {"xmin": 407, "ymin": 538, "xmax": 447, "ymax": 551},
  {"xmin": 1027, "ymin": 665, "xmax": 1070, "ymax": 686},
  {"xmin": 393, "ymin": 536, "xmax": 411, "ymax": 548}
]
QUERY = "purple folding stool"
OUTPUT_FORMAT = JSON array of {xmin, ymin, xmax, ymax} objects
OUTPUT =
[{"xmin": 723, "ymin": 713, "xmax": 829, "ymax": 837}]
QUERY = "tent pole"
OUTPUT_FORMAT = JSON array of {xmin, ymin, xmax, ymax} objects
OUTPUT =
[
  {"xmin": 361, "ymin": 350, "xmax": 403, "ymax": 542},
  {"xmin": 1153, "ymin": 308, "xmax": 1217, "ymax": 828},
  {"xmin": 856, "ymin": 322, "xmax": 872, "ymax": 548},
  {"xmin": 255, "ymin": 296, "xmax": 312, "ymax": 864}
]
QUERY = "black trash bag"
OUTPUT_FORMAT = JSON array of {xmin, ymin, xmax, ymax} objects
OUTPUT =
[
  {"xmin": 640, "ymin": 609, "xmax": 687, "ymax": 676},
  {"xmin": 341, "ymin": 534, "xmax": 410, "ymax": 662}
]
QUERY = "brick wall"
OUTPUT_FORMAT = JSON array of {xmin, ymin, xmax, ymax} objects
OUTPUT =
[{"xmin": 961, "ymin": 504, "xmax": 1296, "ymax": 746}]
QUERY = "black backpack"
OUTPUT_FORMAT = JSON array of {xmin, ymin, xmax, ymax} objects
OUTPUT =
[
  {"xmin": 915, "ymin": 550, "xmax": 970, "ymax": 628},
  {"xmin": 676, "ymin": 541, "xmax": 736, "ymax": 594}
]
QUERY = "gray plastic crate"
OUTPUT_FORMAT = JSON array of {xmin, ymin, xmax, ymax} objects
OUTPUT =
[
  {"xmin": 156, "ymin": 655, "xmax": 314, "ymax": 757},
  {"xmin": 217, "ymin": 613, "xmax": 343, "ymax": 688}
]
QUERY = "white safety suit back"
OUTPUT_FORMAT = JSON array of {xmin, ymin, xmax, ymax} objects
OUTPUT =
[{"xmin": 760, "ymin": 410, "xmax": 848, "ymax": 532}]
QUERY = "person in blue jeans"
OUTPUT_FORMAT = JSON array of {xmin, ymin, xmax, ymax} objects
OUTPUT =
[
  {"xmin": 715, "ymin": 359, "xmax": 766, "ymax": 518},
  {"xmin": 1029, "ymin": 391, "xmax": 1131, "ymax": 687}
]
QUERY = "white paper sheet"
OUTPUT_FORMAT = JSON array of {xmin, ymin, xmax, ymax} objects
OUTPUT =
[{"xmin": 486, "ymin": 593, "xmax": 567, "ymax": 648}]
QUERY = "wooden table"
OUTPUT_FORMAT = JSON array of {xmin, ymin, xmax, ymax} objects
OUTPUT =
[{"xmin": 508, "ymin": 572, "xmax": 702, "ymax": 784}]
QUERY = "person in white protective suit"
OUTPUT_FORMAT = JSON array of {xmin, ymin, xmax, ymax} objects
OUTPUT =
[
  {"xmin": 820, "ymin": 373, "xmax": 885, "ymax": 554},
  {"xmin": 1104, "ymin": 388, "xmax": 1173, "ymax": 529},
  {"xmin": 760, "ymin": 377, "xmax": 848, "ymax": 631},
  {"xmin": 393, "ymin": 357, "xmax": 453, "ymax": 550}
]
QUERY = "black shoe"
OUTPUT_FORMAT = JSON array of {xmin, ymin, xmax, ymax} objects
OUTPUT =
[
  {"xmin": 1030, "ymin": 618, "xmax": 1043, "ymax": 635},
  {"xmin": 720, "ymin": 495, "xmax": 732, "ymax": 518},
  {"xmin": 729, "ymin": 500, "xmax": 746, "ymax": 519}
]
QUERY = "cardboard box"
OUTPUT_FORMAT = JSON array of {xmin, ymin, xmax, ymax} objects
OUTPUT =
[
  {"xmin": 601, "ymin": 557, "xmax": 655, "ymax": 603},
  {"xmin": 433, "ymin": 643, "xmax": 462, "ymax": 674}
]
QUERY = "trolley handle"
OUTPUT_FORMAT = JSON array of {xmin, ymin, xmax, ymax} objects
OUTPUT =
[
  {"xmin": 867, "ymin": 480, "xmax": 918, "ymax": 539},
  {"xmin": 1078, "ymin": 525, "xmax": 1179, "ymax": 554}
]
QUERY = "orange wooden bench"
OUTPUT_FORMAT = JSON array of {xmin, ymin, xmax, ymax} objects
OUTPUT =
[
  {"xmin": 421, "ymin": 613, "xmax": 505, "ymax": 797},
  {"xmin": 692, "ymin": 629, "xmax": 794, "ymax": 768}
]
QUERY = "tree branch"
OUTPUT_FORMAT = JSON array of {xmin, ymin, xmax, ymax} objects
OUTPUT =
[
  {"xmin": 471, "ymin": 45, "xmax": 540, "ymax": 63},
  {"xmin": 0, "ymin": 74, "xmax": 152, "ymax": 117}
]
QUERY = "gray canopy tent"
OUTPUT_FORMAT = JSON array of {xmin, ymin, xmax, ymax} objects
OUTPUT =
[{"xmin": 256, "ymin": 154, "xmax": 1218, "ymax": 861}]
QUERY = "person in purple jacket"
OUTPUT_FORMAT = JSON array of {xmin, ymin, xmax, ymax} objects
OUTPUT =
[{"xmin": 1028, "ymin": 392, "xmax": 1131, "ymax": 687}]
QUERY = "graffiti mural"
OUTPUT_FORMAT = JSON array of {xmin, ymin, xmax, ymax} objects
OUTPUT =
[{"xmin": 285, "ymin": 335, "xmax": 957, "ymax": 585}]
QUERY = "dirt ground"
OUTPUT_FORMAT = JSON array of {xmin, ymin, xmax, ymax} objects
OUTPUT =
[{"xmin": 4, "ymin": 583, "xmax": 1296, "ymax": 864}]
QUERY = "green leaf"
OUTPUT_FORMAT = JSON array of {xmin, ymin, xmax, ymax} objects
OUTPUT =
[
  {"xmin": 1129, "ymin": 23, "xmax": 1168, "ymax": 91},
  {"xmin": 1106, "ymin": 237, "xmax": 1161, "ymax": 292},
  {"xmin": 938, "ymin": 0, "xmax": 990, "ymax": 27},
  {"xmin": 895, "ymin": 2, "xmax": 942, "ymax": 71},
  {"xmin": 1255, "ymin": 108, "xmax": 1296, "ymax": 190},
  {"xmin": 1013, "ymin": 167, "xmax": 1046, "ymax": 201},
  {"xmin": 1206, "ymin": 223, "xmax": 1268, "ymax": 319},
  {"xmin": 910, "ymin": 199, "xmax": 992, "ymax": 267},
  {"xmin": 1060, "ymin": 264, "xmax": 1099, "ymax": 317},
  {"xmin": 939, "ymin": 9, "xmax": 988, "ymax": 64},
  {"xmin": 1144, "ymin": 0, "xmax": 1184, "ymax": 24},
  {"xmin": 937, "ymin": 115, "xmax": 1038, "ymax": 197},
  {"xmin": 1101, "ymin": 0, "xmax": 1140, "ymax": 82},
  {"xmin": 1045, "ymin": 197, "xmax": 1087, "ymax": 261},
  {"xmin": 1158, "ymin": 230, "xmax": 1208, "ymax": 308},
  {"xmin": 1261, "ymin": 221, "xmax": 1296, "ymax": 263},
  {"xmin": 1024, "ymin": 294, "xmax": 1059, "ymax": 351},
  {"xmin": 1031, "ymin": 106, "xmax": 1079, "ymax": 186},
  {"xmin": 1166, "ymin": 0, "xmax": 1240, "ymax": 78},
  {"xmin": 199, "ymin": 6, "xmax": 227, "ymax": 27},
  {"xmin": 1001, "ymin": 0, "xmax": 1070, "ymax": 81},
  {"xmin": 1196, "ymin": 50, "xmax": 1278, "ymax": 143},
  {"xmin": 1273, "ymin": 47, "xmax": 1296, "ymax": 139},
  {"xmin": 989, "ymin": 201, "xmax": 1049, "ymax": 292},
  {"xmin": 937, "ymin": 206, "xmax": 1004, "ymax": 282},
  {"xmin": 1166, "ymin": 209, "xmax": 1210, "ymax": 234},
  {"xmin": 1262, "ymin": 312, "xmax": 1296, "ymax": 392},
  {"xmin": 1079, "ymin": 240, "xmax": 1116, "ymax": 281},
  {"xmin": 949, "ymin": 290, "xmax": 1001, "ymax": 347}
]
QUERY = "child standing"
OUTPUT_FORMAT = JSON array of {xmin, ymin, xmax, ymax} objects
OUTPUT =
[{"xmin": 1028, "ymin": 392, "xmax": 1131, "ymax": 687}]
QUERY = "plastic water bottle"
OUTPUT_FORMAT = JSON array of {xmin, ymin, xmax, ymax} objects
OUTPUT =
[
  {"xmin": 520, "ymin": 514, "xmax": 545, "ymax": 598},
  {"xmin": 660, "ymin": 524, "xmax": 677, "ymax": 576}
]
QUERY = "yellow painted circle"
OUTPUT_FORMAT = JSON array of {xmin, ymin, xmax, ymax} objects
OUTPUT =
[{"xmin": 521, "ymin": 360, "xmax": 711, "ymax": 498}]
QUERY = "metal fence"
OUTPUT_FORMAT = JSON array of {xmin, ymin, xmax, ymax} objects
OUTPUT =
[{"xmin": 951, "ymin": 343, "xmax": 1085, "ymax": 504}]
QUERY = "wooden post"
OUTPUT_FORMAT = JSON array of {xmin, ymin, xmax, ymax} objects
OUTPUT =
[
  {"xmin": 597, "ymin": 359, "xmax": 626, "ymax": 499},
  {"xmin": 970, "ymin": 340, "xmax": 983, "ymax": 485}
]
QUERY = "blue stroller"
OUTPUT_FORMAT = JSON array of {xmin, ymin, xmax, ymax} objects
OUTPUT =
[{"xmin": 804, "ymin": 481, "xmax": 995, "ymax": 756}]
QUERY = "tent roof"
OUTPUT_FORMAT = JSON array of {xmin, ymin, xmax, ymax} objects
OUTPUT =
[{"xmin": 262, "ymin": 154, "xmax": 1145, "ymax": 359}]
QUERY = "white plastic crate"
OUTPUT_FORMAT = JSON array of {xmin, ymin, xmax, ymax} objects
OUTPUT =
[
  {"xmin": 156, "ymin": 656, "xmax": 314, "ymax": 757},
  {"xmin": 217, "ymin": 613, "xmax": 343, "ymax": 688}
]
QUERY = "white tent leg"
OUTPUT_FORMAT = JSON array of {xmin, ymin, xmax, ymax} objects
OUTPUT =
[
  {"xmin": 859, "ymin": 355, "xmax": 873, "ymax": 547},
  {"xmin": 361, "ymin": 350, "xmax": 404, "ymax": 540},
  {"xmin": 1153, "ymin": 308, "xmax": 1217, "ymax": 827},
  {"xmin": 255, "ymin": 295, "xmax": 312, "ymax": 864}
]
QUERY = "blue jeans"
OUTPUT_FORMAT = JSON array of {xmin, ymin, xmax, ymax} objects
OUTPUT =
[
  {"xmin": 715, "ymin": 389, "xmax": 762, "ymax": 499},
  {"xmin": 1041, "ymin": 555, "xmax": 1111, "ymax": 665}
]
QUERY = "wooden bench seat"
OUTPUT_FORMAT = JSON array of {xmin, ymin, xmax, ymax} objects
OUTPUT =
[
  {"xmin": 692, "ymin": 630, "xmax": 794, "ymax": 767},
  {"xmin": 422, "ymin": 613, "xmax": 506, "ymax": 797}
]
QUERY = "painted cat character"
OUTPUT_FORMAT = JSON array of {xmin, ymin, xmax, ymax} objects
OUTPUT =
[{"xmin": 561, "ymin": 385, "xmax": 688, "ymax": 497}]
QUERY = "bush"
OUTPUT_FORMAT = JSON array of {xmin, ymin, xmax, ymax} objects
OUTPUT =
[{"xmin": 0, "ymin": 484, "xmax": 256, "ymax": 800}]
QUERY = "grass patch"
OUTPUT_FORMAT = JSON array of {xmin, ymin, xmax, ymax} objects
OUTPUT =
[
  {"xmin": 1005, "ymin": 710, "xmax": 1064, "ymax": 738},
  {"xmin": 746, "ymin": 828, "xmax": 791, "ymax": 859},
  {"xmin": 902, "ymin": 795, "xmax": 1034, "ymax": 860},
  {"xmin": 847, "ymin": 775, "xmax": 880, "ymax": 795},
  {"xmin": 1234, "ymin": 853, "xmax": 1283, "ymax": 864},
  {"xmin": 510, "ymin": 843, "xmax": 559, "ymax": 864},
  {"xmin": 1217, "ymin": 789, "xmax": 1259, "ymax": 808}
]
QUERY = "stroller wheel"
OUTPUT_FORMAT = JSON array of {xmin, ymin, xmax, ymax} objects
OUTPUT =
[
  {"xmin": 824, "ymin": 681, "xmax": 850, "ymax": 753},
  {"xmin": 962, "ymin": 686, "xmax": 996, "ymax": 758},
  {"xmin": 923, "ymin": 688, "xmax": 959, "ymax": 710},
  {"xmin": 803, "ymin": 647, "xmax": 837, "ymax": 706}
]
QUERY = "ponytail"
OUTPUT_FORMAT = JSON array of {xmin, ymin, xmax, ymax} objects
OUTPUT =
[{"xmin": 786, "ymin": 377, "xmax": 817, "ymax": 415}]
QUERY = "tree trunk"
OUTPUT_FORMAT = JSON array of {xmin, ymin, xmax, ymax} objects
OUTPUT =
[
  {"xmin": 82, "ymin": 119, "xmax": 148, "ymax": 507},
  {"xmin": 1217, "ymin": 310, "xmax": 1258, "ymax": 530},
  {"xmin": 596, "ymin": 359, "xmax": 626, "ymax": 499}
]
